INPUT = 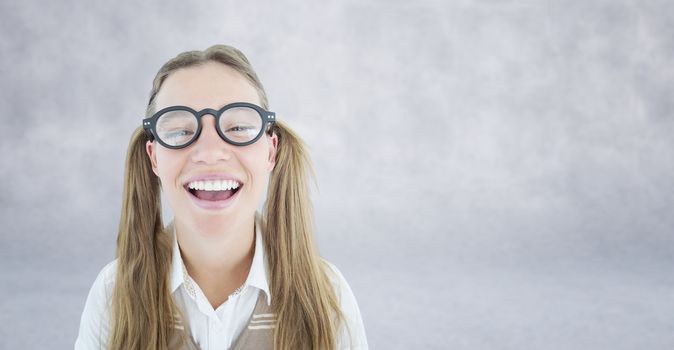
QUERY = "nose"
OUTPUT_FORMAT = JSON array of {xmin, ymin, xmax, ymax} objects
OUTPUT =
[{"xmin": 189, "ymin": 114, "xmax": 233, "ymax": 163}]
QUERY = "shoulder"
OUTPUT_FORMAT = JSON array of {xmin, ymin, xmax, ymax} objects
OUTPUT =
[
  {"xmin": 98, "ymin": 259, "xmax": 118, "ymax": 286},
  {"xmin": 321, "ymin": 260, "xmax": 354, "ymax": 304},
  {"xmin": 88, "ymin": 259, "xmax": 118, "ymax": 300},
  {"xmin": 74, "ymin": 259, "xmax": 118, "ymax": 350},
  {"xmin": 84, "ymin": 259, "xmax": 118, "ymax": 305},
  {"xmin": 321, "ymin": 259, "xmax": 370, "ymax": 350}
]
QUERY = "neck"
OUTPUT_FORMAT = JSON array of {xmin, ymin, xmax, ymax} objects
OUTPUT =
[{"xmin": 174, "ymin": 214, "xmax": 256, "ymax": 306}]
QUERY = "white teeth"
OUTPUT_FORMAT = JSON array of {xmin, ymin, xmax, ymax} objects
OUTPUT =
[{"xmin": 187, "ymin": 179, "xmax": 241, "ymax": 191}]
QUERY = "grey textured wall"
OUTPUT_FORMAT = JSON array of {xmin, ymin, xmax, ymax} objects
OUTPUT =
[{"xmin": 1, "ymin": 0, "xmax": 672, "ymax": 349}]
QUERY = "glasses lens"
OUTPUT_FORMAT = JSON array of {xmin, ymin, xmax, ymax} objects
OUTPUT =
[
  {"xmin": 156, "ymin": 110, "xmax": 198, "ymax": 147},
  {"xmin": 219, "ymin": 107, "xmax": 263, "ymax": 144}
]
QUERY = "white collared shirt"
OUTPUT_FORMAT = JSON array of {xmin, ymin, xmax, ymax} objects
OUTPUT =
[{"xmin": 75, "ymin": 212, "xmax": 368, "ymax": 349}]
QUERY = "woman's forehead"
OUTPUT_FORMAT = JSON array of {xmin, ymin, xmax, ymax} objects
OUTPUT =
[{"xmin": 154, "ymin": 61, "xmax": 260, "ymax": 110}]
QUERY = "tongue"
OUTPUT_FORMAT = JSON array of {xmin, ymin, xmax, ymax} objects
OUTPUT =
[{"xmin": 194, "ymin": 189, "xmax": 235, "ymax": 201}]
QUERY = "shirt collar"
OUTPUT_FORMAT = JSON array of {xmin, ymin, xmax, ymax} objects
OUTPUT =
[{"xmin": 168, "ymin": 211, "xmax": 272, "ymax": 306}]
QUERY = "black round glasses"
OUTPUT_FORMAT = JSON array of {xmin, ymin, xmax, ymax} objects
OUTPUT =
[{"xmin": 142, "ymin": 102, "xmax": 276, "ymax": 149}]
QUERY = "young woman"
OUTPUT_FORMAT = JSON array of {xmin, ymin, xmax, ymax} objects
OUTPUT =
[{"xmin": 75, "ymin": 45, "xmax": 368, "ymax": 350}]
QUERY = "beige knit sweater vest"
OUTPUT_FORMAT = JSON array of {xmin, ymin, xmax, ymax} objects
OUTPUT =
[{"xmin": 170, "ymin": 291, "xmax": 275, "ymax": 350}]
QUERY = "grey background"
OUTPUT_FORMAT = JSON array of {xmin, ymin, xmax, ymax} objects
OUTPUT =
[{"xmin": 1, "ymin": 0, "xmax": 672, "ymax": 349}]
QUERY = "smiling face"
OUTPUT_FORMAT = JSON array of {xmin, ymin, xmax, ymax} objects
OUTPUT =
[{"xmin": 145, "ymin": 61, "xmax": 277, "ymax": 236}]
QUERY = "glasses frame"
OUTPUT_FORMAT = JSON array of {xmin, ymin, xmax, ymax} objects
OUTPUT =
[{"xmin": 142, "ymin": 102, "xmax": 276, "ymax": 149}]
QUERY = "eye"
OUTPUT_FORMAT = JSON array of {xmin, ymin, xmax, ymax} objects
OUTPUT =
[
  {"xmin": 165, "ymin": 129, "xmax": 194, "ymax": 138},
  {"xmin": 226, "ymin": 125, "xmax": 256, "ymax": 133}
]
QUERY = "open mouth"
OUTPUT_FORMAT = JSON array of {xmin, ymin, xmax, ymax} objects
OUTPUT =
[{"xmin": 184, "ymin": 181, "xmax": 243, "ymax": 202}]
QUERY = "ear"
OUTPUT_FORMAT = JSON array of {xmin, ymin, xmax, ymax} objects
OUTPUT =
[
  {"xmin": 145, "ymin": 140, "xmax": 160, "ymax": 177},
  {"xmin": 266, "ymin": 132, "xmax": 278, "ymax": 172}
]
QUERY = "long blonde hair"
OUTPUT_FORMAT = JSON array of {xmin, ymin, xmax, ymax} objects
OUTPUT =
[{"xmin": 109, "ymin": 45, "xmax": 345, "ymax": 350}]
